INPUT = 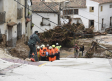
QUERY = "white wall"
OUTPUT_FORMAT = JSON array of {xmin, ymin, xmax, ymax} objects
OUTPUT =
[
  {"xmin": 62, "ymin": 0, "xmax": 100, "ymax": 32},
  {"xmin": 32, "ymin": 13, "xmax": 58, "ymax": 33},
  {"xmin": 62, "ymin": 0, "xmax": 112, "ymax": 32},
  {"xmin": 99, "ymin": 3, "xmax": 112, "ymax": 32}
]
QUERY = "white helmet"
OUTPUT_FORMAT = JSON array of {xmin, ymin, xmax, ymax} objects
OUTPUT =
[
  {"xmin": 41, "ymin": 44, "xmax": 45, "ymax": 48},
  {"xmin": 37, "ymin": 46, "xmax": 40, "ymax": 49},
  {"xmin": 43, "ymin": 44, "xmax": 45, "ymax": 47},
  {"xmin": 49, "ymin": 46, "xmax": 52, "ymax": 49},
  {"xmin": 56, "ymin": 43, "xmax": 59, "ymax": 46},
  {"xmin": 47, "ymin": 44, "xmax": 49, "ymax": 47}
]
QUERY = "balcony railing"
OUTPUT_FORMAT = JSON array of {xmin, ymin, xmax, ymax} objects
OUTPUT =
[
  {"xmin": 0, "ymin": 11, "xmax": 6, "ymax": 24},
  {"xmin": 17, "ymin": 8, "xmax": 23, "ymax": 19}
]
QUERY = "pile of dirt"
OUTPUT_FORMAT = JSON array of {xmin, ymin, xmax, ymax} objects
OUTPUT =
[{"xmin": 9, "ymin": 39, "xmax": 30, "ymax": 59}]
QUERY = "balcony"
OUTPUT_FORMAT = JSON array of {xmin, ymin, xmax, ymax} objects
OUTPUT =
[
  {"xmin": 0, "ymin": 11, "xmax": 6, "ymax": 24},
  {"xmin": 17, "ymin": 8, "xmax": 23, "ymax": 19}
]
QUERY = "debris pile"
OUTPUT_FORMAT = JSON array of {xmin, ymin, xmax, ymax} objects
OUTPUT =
[
  {"xmin": 105, "ymin": 28, "xmax": 112, "ymax": 34},
  {"xmin": 9, "ymin": 38, "xmax": 30, "ymax": 59},
  {"xmin": 39, "ymin": 23, "xmax": 85, "ymax": 46}
]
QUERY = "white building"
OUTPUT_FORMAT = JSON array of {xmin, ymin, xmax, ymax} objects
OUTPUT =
[
  {"xmin": 32, "ymin": 2, "xmax": 60, "ymax": 33},
  {"xmin": 61, "ymin": 0, "xmax": 112, "ymax": 32}
]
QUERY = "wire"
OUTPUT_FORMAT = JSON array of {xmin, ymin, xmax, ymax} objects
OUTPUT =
[
  {"xmin": 78, "ymin": 14, "xmax": 109, "ymax": 26},
  {"xmin": 34, "ymin": 24, "xmax": 45, "ymax": 32},
  {"xmin": 14, "ymin": 0, "xmax": 74, "ymax": 33},
  {"xmin": 15, "ymin": 0, "xmax": 103, "ymax": 36},
  {"xmin": 49, "ymin": 0, "xmax": 109, "ymax": 27}
]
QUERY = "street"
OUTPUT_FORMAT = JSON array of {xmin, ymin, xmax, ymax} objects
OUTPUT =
[{"xmin": 0, "ymin": 58, "xmax": 112, "ymax": 81}]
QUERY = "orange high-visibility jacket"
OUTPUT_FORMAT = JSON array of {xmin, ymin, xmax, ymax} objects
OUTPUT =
[
  {"xmin": 48, "ymin": 49, "xmax": 53, "ymax": 55},
  {"xmin": 41, "ymin": 47, "xmax": 47, "ymax": 57},
  {"xmin": 46, "ymin": 48, "xmax": 49, "ymax": 52},
  {"xmin": 52, "ymin": 48, "xmax": 59, "ymax": 54},
  {"xmin": 40, "ymin": 49, "xmax": 43, "ymax": 56}
]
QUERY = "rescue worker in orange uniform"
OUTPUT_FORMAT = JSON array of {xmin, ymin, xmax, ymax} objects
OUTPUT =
[
  {"xmin": 46, "ymin": 44, "xmax": 49, "ymax": 52},
  {"xmin": 52, "ymin": 45, "xmax": 59, "ymax": 60},
  {"xmin": 48, "ymin": 46, "xmax": 54, "ymax": 62},
  {"xmin": 41, "ymin": 47, "xmax": 47, "ymax": 61},
  {"xmin": 46, "ymin": 44, "xmax": 49, "ymax": 61}
]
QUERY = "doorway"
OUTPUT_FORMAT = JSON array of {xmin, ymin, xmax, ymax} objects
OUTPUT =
[
  {"xmin": 110, "ymin": 17, "xmax": 112, "ymax": 27},
  {"xmin": 102, "ymin": 18, "xmax": 104, "ymax": 28},
  {"xmin": 17, "ymin": 23, "xmax": 22, "ymax": 39},
  {"xmin": 89, "ymin": 20, "xmax": 94, "ymax": 28},
  {"xmin": 8, "ymin": 27, "xmax": 13, "ymax": 47}
]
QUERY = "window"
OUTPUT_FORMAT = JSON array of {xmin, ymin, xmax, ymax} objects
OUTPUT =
[
  {"xmin": 42, "ymin": 18, "xmax": 50, "ymax": 26},
  {"xmin": 101, "ymin": 6, "xmax": 103, "ymax": 11},
  {"xmin": 110, "ymin": 5, "xmax": 112, "ymax": 8},
  {"xmin": 74, "ymin": 9, "xmax": 78, "ymax": 14},
  {"xmin": 102, "ymin": 18, "xmax": 104, "ymax": 28},
  {"xmin": 63, "ymin": 9, "xmax": 73, "ymax": 15},
  {"xmin": 63, "ymin": 9, "xmax": 78, "ymax": 15},
  {"xmin": 90, "ymin": 7, "xmax": 94, "ymax": 12},
  {"xmin": 89, "ymin": 20, "xmax": 94, "ymax": 28}
]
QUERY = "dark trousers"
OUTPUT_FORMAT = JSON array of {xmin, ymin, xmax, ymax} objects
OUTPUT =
[
  {"xmin": 41, "ymin": 56, "xmax": 46, "ymax": 61},
  {"xmin": 82, "ymin": 51, "xmax": 83, "ymax": 56},
  {"xmin": 74, "ymin": 50, "xmax": 78, "ymax": 58},
  {"xmin": 56, "ymin": 52, "xmax": 60, "ymax": 60},
  {"xmin": 28, "ymin": 43, "xmax": 38, "ymax": 61}
]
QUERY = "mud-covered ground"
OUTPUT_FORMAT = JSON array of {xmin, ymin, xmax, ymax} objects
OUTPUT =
[{"xmin": 1, "ymin": 34, "xmax": 112, "ymax": 59}]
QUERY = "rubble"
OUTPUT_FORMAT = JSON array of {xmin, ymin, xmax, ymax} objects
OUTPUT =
[
  {"xmin": 39, "ymin": 23, "xmax": 85, "ymax": 46},
  {"xmin": 9, "ymin": 38, "xmax": 30, "ymax": 59},
  {"xmin": 105, "ymin": 28, "xmax": 112, "ymax": 34}
]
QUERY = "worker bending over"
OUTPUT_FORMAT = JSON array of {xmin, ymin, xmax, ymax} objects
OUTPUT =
[
  {"xmin": 41, "ymin": 47, "xmax": 47, "ymax": 61},
  {"xmin": 28, "ymin": 31, "xmax": 40, "ymax": 61}
]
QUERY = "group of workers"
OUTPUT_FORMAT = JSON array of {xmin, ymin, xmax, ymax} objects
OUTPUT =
[
  {"xmin": 32, "ymin": 43, "xmax": 61, "ymax": 62},
  {"xmin": 28, "ymin": 31, "xmax": 62, "ymax": 62}
]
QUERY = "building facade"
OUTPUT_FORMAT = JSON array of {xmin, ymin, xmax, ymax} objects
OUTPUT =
[
  {"xmin": 0, "ymin": 0, "xmax": 33, "ymax": 47},
  {"xmin": 61, "ymin": 0, "xmax": 112, "ymax": 32},
  {"xmin": 32, "ymin": 2, "xmax": 60, "ymax": 33}
]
